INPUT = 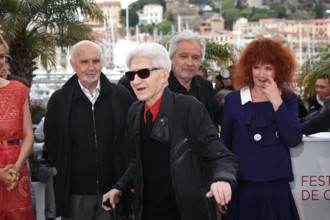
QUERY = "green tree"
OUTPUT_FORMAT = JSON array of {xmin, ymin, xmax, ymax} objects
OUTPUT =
[
  {"xmin": 224, "ymin": 8, "xmax": 241, "ymax": 30},
  {"xmin": 166, "ymin": 11, "xmax": 174, "ymax": 22},
  {"xmin": 288, "ymin": 10, "xmax": 309, "ymax": 20},
  {"xmin": 157, "ymin": 21, "xmax": 172, "ymax": 35},
  {"xmin": 240, "ymin": 7, "xmax": 252, "ymax": 18},
  {"xmin": 249, "ymin": 13, "xmax": 271, "ymax": 21},
  {"xmin": 0, "ymin": 0, "xmax": 104, "ymax": 87},
  {"xmin": 299, "ymin": 43, "xmax": 330, "ymax": 101},
  {"xmin": 120, "ymin": 3, "xmax": 139, "ymax": 28},
  {"xmin": 269, "ymin": 2, "xmax": 287, "ymax": 18},
  {"xmin": 139, "ymin": 24, "xmax": 156, "ymax": 35},
  {"xmin": 236, "ymin": 0, "xmax": 244, "ymax": 10},
  {"xmin": 315, "ymin": 2, "xmax": 325, "ymax": 19}
]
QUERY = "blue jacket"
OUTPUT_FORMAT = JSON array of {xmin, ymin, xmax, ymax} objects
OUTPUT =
[{"xmin": 220, "ymin": 87, "xmax": 302, "ymax": 182}]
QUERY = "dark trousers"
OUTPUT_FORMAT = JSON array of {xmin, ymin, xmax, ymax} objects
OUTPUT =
[{"xmin": 61, "ymin": 194, "xmax": 114, "ymax": 220}]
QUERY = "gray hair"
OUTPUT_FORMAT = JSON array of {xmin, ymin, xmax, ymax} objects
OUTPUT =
[
  {"xmin": 126, "ymin": 42, "xmax": 171, "ymax": 71},
  {"xmin": 71, "ymin": 40, "xmax": 104, "ymax": 64},
  {"xmin": 168, "ymin": 30, "xmax": 206, "ymax": 62}
]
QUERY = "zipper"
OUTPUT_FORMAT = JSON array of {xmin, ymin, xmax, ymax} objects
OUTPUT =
[{"xmin": 92, "ymin": 104, "xmax": 99, "ymax": 193}]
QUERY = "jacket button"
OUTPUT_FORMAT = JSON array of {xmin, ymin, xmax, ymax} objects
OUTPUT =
[
  {"xmin": 275, "ymin": 131, "xmax": 279, "ymax": 139},
  {"xmin": 254, "ymin": 134, "xmax": 262, "ymax": 141}
]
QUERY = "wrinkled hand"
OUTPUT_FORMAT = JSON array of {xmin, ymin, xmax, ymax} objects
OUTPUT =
[
  {"xmin": 262, "ymin": 76, "xmax": 283, "ymax": 111},
  {"xmin": 0, "ymin": 165, "xmax": 20, "ymax": 191},
  {"xmin": 102, "ymin": 189, "xmax": 122, "ymax": 211},
  {"xmin": 205, "ymin": 181, "xmax": 232, "ymax": 214}
]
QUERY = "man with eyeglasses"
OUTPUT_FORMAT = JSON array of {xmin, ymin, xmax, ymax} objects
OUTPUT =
[
  {"xmin": 44, "ymin": 40, "xmax": 132, "ymax": 220},
  {"xmin": 168, "ymin": 30, "xmax": 223, "ymax": 127},
  {"xmin": 102, "ymin": 42, "xmax": 238, "ymax": 220}
]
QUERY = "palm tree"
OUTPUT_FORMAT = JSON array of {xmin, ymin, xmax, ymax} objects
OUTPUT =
[
  {"xmin": 202, "ymin": 40, "xmax": 238, "ymax": 79},
  {"xmin": 299, "ymin": 43, "xmax": 330, "ymax": 101},
  {"xmin": 0, "ymin": 0, "xmax": 104, "ymax": 87}
]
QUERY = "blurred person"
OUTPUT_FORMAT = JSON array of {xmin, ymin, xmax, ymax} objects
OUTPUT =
[
  {"xmin": 44, "ymin": 40, "xmax": 132, "ymax": 220},
  {"xmin": 168, "ymin": 30, "xmax": 223, "ymax": 127},
  {"xmin": 196, "ymin": 66, "xmax": 208, "ymax": 79},
  {"xmin": 221, "ymin": 39, "xmax": 302, "ymax": 220},
  {"xmin": 308, "ymin": 74, "xmax": 330, "ymax": 114},
  {"xmin": 302, "ymin": 96, "xmax": 330, "ymax": 135},
  {"xmin": 0, "ymin": 34, "xmax": 35, "ymax": 219},
  {"xmin": 118, "ymin": 74, "xmax": 137, "ymax": 102},
  {"xmin": 102, "ymin": 42, "xmax": 238, "ymax": 220},
  {"xmin": 33, "ymin": 117, "xmax": 57, "ymax": 220}
]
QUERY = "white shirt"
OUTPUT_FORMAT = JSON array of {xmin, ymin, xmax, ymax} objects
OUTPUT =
[
  {"xmin": 33, "ymin": 117, "xmax": 45, "ymax": 160},
  {"xmin": 78, "ymin": 79, "xmax": 101, "ymax": 104}
]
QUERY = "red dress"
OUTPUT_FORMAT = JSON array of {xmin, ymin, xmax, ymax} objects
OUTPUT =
[{"xmin": 0, "ymin": 80, "xmax": 35, "ymax": 220}]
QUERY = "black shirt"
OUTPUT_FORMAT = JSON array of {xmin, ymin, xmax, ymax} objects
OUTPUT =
[{"xmin": 168, "ymin": 71, "xmax": 223, "ymax": 127}]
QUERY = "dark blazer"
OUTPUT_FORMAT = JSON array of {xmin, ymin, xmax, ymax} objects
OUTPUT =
[
  {"xmin": 308, "ymin": 94, "xmax": 322, "ymax": 114},
  {"xmin": 168, "ymin": 71, "xmax": 223, "ymax": 126},
  {"xmin": 44, "ymin": 73, "xmax": 132, "ymax": 217},
  {"xmin": 302, "ymin": 108, "xmax": 330, "ymax": 135},
  {"xmin": 114, "ymin": 88, "xmax": 238, "ymax": 220}
]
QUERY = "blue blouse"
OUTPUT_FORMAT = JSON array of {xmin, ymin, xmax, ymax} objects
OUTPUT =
[{"xmin": 220, "ymin": 87, "xmax": 302, "ymax": 182}]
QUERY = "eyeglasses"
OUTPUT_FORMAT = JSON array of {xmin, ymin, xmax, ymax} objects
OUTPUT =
[{"xmin": 125, "ymin": 67, "xmax": 162, "ymax": 81}]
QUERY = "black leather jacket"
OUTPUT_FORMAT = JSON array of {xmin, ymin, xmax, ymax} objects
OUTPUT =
[{"xmin": 114, "ymin": 88, "xmax": 238, "ymax": 220}]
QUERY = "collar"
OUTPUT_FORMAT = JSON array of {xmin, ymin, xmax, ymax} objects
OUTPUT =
[
  {"xmin": 78, "ymin": 78, "xmax": 101, "ymax": 93},
  {"xmin": 144, "ymin": 95, "xmax": 163, "ymax": 123},
  {"xmin": 240, "ymin": 86, "xmax": 252, "ymax": 105},
  {"xmin": 169, "ymin": 70, "xmax": 201, "ymax": 91},
  {"xmin": 240, "ymin": 86, "xmax": 283, "ymax": 105},
  {"xmin": 78, "ymin": 79, "xmax": 101, "ymax": 104},
  {"xmin": 316, "ymin": 94, "xmax": 325, "ymax": 107}
]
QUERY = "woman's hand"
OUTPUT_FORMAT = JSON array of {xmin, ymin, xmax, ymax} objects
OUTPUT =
[
  {"xmin": 262, "ymin": 75, "xmax": 283, "ymax": 111},
  {"xmin": 0, "ymin": 165, "xmax": 19, "ymax": 191}
]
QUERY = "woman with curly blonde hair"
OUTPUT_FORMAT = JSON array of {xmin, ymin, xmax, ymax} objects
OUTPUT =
[{"xmin": 221, "ymin": 38, "xmax": 302, "ymax": 220}]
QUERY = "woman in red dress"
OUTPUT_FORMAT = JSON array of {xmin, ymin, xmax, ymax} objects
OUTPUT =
[{"xmin": 0, "ymin": 35, "xmax": 35, "ymax": 219}]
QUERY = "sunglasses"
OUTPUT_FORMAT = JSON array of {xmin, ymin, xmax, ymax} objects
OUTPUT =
[{"xmin": 125, "ymin": 67, "xmax": 162, "ymax": 81}]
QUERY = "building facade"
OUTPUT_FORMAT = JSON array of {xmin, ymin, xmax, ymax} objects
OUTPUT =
[{"xmin": 138, "ymin": 4, "xmax": 163, "ymax": 25}]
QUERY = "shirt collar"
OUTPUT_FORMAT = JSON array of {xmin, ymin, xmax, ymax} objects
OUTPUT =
[
  {"xmin": 144, "ymin": 95, "xmax": 163, "ymax": 123},
  {"xmin": 316, "ymin": 94, "xmax": 325, "ymax": 107},
  {"xmin": 240, "ymin": 86, "xmax": 252, "ymax": 105},
  {"xmin": 78, "ymin": 79, "xmax": 101, "ymax": 104},
  {"xmin": 78, "ymin": 79, "xmax": 101, "ymax": 93}
]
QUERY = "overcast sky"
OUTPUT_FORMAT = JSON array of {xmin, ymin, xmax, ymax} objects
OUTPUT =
[{"xmin": 95, "ymin": 0, "xmax": 138, "ymax": 9}]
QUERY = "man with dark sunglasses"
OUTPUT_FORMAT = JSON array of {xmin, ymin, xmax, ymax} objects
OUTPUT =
[
  {"xmin": 168, "ymin": 30, "xmax": 223, "ymax": 128},
  {"xmin": 102, "ymin": 42, "xmax": 238, "ymax": 220}
]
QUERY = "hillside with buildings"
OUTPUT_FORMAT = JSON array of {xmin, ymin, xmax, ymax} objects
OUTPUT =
[
  {"xmin": 83, "ymin": 0, "xmax": 329, "ymax": 69},
  {"xmin": 40, "ymin": 0, "xmax": 329, "ymax": 72}
]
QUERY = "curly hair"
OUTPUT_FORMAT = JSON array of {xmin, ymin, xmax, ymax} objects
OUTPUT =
[{"xmin": 233, "ymin": 38, "xmax": 297, "ymax": 95}]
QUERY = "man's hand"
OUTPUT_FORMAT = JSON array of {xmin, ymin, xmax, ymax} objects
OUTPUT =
[
  {"xmin": 205, "ymin": 181, "xmax": 232, "ymax": 214},
  {"xmin": 102, "ymin": 189, "xmax": 122, "ymax": 211}
]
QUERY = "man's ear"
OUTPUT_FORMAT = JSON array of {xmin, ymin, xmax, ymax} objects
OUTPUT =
[{"xmin": 162, "ymin": 68, "xmax": 169, "ymax": 82}]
